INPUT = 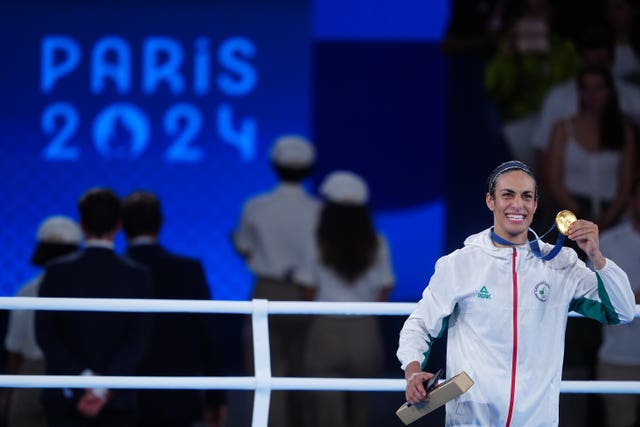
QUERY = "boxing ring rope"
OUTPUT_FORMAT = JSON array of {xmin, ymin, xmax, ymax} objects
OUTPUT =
[{"xmin": 0, "ymin": 297, "xmax": 639, "ymax": 427}]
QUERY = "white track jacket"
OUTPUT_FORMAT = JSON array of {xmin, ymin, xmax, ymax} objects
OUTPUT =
[{"xmin": 397, "ymin": 229, "xmax": 636, "ymax": 427}]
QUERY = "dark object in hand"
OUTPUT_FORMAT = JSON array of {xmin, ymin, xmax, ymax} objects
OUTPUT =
[{"xmin": 425, "ymin": 368, "xmax": 444, "ymax": 394}]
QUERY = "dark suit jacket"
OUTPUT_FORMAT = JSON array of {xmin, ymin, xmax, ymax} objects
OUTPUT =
[
  {"xmin": 125, "ymin": 244, "xmax": 226, "ymax": 424},
  {"xmin": 35, "ymin": 246, "xmax": 152, "ymax": 417}
]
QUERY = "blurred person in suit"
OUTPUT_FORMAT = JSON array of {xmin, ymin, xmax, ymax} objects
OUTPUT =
[
  {"xmin": 35, "ymin": 187, "xmax": 152, "ymax": 427},
  {"xmin": 295, "ymin": 171, "xmax": 395, "ymax": 427},
  {"xmin": 1, "ymin": 215, "xmax": 82, "ymax": 427},
  {"xmin": 121, "ymin": 191, "xmax": 227, "ymax": 427},
  {"xmin": 232, "ymin": 135, "xmax": 320, "ymax": 427},
  {"xmin": 596, "ymin": 176, "xmax": 640, "ymax": 427}
]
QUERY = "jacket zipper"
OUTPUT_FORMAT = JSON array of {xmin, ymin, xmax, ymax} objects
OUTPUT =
[{"xmin": 505, "ymin": 248, "xmax": 518, "ymax": 427}]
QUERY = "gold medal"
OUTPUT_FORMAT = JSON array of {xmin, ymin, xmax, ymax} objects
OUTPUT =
[{"xmin": 555, "ymin": 210, "xmax": 577, "ymax": 235}]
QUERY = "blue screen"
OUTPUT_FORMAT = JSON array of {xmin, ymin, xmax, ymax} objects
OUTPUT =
[
  {"xmin": 0, "ymin": 0, "xmax": 449, "ymax": 302},
  {"xmin": 0, "ymin": 0, "xmax": 311, "ymax": 300},
  {"xmin": 314, "ymin": 0, "xmax": 449, "ymax": 40}
]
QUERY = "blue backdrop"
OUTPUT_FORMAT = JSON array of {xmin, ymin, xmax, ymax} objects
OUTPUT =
[{"xmin": 0, "ymin": 0, "xmax": 450, "ymax": 302}]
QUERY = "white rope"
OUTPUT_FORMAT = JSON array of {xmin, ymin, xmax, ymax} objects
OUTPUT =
[
  {"xmin": 0, "ymin": 297, "xmax": 417, "ymax": 315},
  {"xmin": 561, "ymin": 381, "xmax": 640, "ymax": 394},
  {"xmin": 0, "ymin": 297, "xmax": 255, "ymax": 313},
  {"xmin": 0, "ymin": 375, "xmax": 256, "ymax": 389},
  {"xmin": 0, "ymin": 375, "xmax": 639, "ymax": 394},
  {"xmin": 1, "ymin": 297, "xmax": 637, "ymax": 317}
]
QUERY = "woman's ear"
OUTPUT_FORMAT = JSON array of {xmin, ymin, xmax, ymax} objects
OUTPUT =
[{"xmin": 486, "ymin": 193, "xmax": 495, "ymax": 211}]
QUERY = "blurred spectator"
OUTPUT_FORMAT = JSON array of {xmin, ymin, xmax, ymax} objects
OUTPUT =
[
  {"xmin": 531, "ymin": 24, "xmax": 640, "ymax": 230},
  {"xmin": 596, "ymin": 176, "xmax": 640, "ymax": 427},
  {"xmin": 485, "ymin": 0, "xmax": 580, "ymax": 169},
  {"xmin": 121, "ymin": 191, "xmax": 227, "ymax": 427},
  {"xmin": 547, "ymin": 65, "xmax": 637, "ymax": 230},
  {"xmin": 35, "ymin": 188, "xmax": 151, "ymax": 427},
  {"xmin": 1, "ymin": 216, "xmax": 82, "ymax": 427},
  {"xmin": 485, "ymin": 0, "xmax": 580, "ymax": 170},
  {"xmin": 232, "ymin": 135, "xmax": 320, "ymax": 427},
  {"xmin": 532, "ymin": 23, "xmax": 640, "ymax": 166},
  {"xmin": 607, "ymin": 0, "xmax": 640, "ymax": 82},
  {"xmin": 295, "ymin": 171, "xmax": 395, "ymax": 427}
]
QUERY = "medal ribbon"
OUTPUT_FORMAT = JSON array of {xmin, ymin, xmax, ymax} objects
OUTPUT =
[{"xmin": 490, "ymin": 224, "xmax": 566, "ymax": 260}]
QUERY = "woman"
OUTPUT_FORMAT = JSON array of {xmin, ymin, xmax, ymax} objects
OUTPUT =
[
  {"xmin": 2, "ymin": 215, "xmax": 82, "ymax": 427},
  {"xmin": 295, "ymin": 171, "xmax": 394, "ymax": 427},
  {"xmin": 547, "ymin": 64, "xmax": 637, "ymax": 231}
]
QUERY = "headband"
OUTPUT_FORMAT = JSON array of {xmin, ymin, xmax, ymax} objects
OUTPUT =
[{"xmin": 487, "ymin": 160, "xmax": 536, "ymax": 195}]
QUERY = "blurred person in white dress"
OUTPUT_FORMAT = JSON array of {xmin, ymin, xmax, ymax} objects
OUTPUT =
[
  {"xmin": 1, "ymin": 216, "xmax": 82, "ymax": 427},
  {"xmin": 547, "ymin": 65, "xmax": 636, "ymax": 231},
  {"xmin": 295, "ymin": 171, "xmax": 395, "ymax": 427}
]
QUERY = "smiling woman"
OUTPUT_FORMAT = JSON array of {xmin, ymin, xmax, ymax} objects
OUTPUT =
[
  {"xmin": 485, "ymin": 161, "xmax": 539, "ymax": 245},
  {"xmin": 397, "ymin": 159, "xmax": 636, "ymax": 427}
]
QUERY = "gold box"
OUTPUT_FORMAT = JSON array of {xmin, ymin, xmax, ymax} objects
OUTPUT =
[{"xmin": 395, "ymin": 371, "xmax": 474, "ymax": 425}]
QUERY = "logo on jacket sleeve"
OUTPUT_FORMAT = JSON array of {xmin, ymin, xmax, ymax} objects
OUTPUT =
[
  {"xmin": 534, "ymin": 282, "xmax": 550, "ymax": 302},
  {"xmin": 477, "ymin": 285, "xmax": 491, "ymax": 299}
]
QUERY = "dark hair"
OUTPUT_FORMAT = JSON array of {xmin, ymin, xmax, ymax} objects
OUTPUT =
[
  {"xmin": 632, "ymin": 175, "xmax": 640, "ymax": 195},
  {"xmin": 121, "ymin": 191, "xmax": 163, "ymax": 238},
  {"xmin": 486, "ymin": 160, "xmax": 538, "ymax": 198},
  {"xmin": 272, "ymin": 163, "xmax": 313, "ymax": 183},
  {"xmin": 316, "ymin": 203, "xmax": 379, "ymax": 283},
  {"xmin": 77, "ymin": 187, "xmax": 121, "ymax": 237},
  {"xmin": 31, "ymin": 242, "xmax": 78, "ymax": 266},
  {"xmin": 500, "ymin": 0, "xmax": 557, "ymax": 36},
  {"xmin": 577, "ymin": 65, "xmax": 626, "ymax": 150},
  {"xmin": 575, "ymin": 25, "xmax": 615, "ymax": 61}
]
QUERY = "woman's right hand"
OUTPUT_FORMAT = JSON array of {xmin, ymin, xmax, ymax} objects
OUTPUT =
[{"xmin": 404, "ymin": 362, "xmax": 434, "ymax": 404}]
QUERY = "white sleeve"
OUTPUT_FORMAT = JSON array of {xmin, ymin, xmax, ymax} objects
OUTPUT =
[
  {"xmin": 4, "ymin": 308, "xmax": 26, "ymax": 354},
  {"xmin": 232, "ymin": 203, "xmax": 254, "ymax": 254},
  {"xmin": 292, "ymin": 237, "xmax": 316, "ymax": 288},
  {"xmin": 373, "ymin": 235, "xmax": 395, "ymax": 290},
  {"xmin": 531, "ymin": 83, "xmax": 577, "ymax": 151},
  {"xmin": 4, "ymin": 282, "xmax": 37, "ymax": 354},
  {"xmin": 618, "ymin": 80, "xmax": 640, "ymax": 127},
  {"xmin": 572, "ymin": 258, "xmax": 636, "ymax": 324},
  {"xmin": 397, "ymin": 255, "xmax": 459, "ymax": 370}
]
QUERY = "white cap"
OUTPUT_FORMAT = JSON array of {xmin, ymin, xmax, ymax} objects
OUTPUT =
[
  {"xmin": 319, "ymin": 171, "xmax": 369, "ymax": 205},
  {"xmin": 270, "ymin": 135, "xmax": 315, "ymax": 167},
  {"xmin": 36, "ymin": 215, "xmax": 83, "ymax": 244}
]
